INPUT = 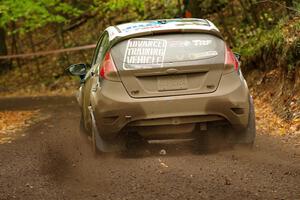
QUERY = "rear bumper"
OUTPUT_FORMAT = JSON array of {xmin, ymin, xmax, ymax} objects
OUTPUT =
[{"xmin": 91, "ymin": 72, "xmax": 250, "ymax": 139}]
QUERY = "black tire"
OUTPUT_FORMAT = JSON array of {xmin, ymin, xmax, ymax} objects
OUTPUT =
[
  {"xmin": 236, "ymin": 96, "xmax": 256, "ymax": 147},
  {"xmin": 79, "ymin": 114, "xmax": 87, "ymax": 135},
  {"xmin": 77, "ymin": 114, "xmax": 100, "ymax": 156},
  {"xmin": 91, "ymin": 121, "xmax": 101, "ymax": 155}
]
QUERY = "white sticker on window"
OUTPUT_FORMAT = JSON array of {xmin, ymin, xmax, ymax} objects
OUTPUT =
[
  {"xmin": 192, "ymin": 40, "xmax": 212, "ymax": 46},
  {"xmin": 123, "ymin": 38, "xmax": 167, "ymax": 70},
  {"xmin": 169, "ymin": 40, "xmax": 212, "ymax": 47}
]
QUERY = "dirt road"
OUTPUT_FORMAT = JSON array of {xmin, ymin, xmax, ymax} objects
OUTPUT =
[{"xmin": 0, "ymin": 96, "xmax": 299, "ymax": 200}]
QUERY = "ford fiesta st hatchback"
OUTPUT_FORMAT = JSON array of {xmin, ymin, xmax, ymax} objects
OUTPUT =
[{"xmin": 68, "ymin": 18, "xmax": 256, "ymax": 153}]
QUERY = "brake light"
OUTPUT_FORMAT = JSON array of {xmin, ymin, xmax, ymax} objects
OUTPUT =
[
  {"xmin": 225, "ymin": 45, "xmax": 239, "ymax": 72},
  {"xmin": 100, "ymin": 52, "xmax": 119, "ymax": 81}
]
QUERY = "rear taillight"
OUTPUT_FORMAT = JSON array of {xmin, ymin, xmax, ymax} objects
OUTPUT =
[
  {"xmin": 99, "ymin": 52, "xmax": 120, "ymax": 81},
  {"xmin": 225, "ymin": 45, "xmax": 239, "ymax": 72}
]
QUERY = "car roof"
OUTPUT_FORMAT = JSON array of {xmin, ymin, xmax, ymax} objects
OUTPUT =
[{"xmin": 105, "ymin": 18, "xmax": 221, "ymax": 41}]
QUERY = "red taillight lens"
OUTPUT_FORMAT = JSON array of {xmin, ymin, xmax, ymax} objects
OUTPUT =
[
  {"xmin": 225, "ymin": 45, "xmax": 239, "ymax": 72},
  {"xmin": 100, "ymin": 52, "xmax": 119, "ymax": 81}
]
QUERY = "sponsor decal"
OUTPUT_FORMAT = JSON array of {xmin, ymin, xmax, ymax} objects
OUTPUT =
[
  {"xmin": 122, "ymin": 22, "xmax": 162, "ymax": 32},
  {"xmin": 123, "ymin": 38, "xmax": 167, "ymax": 70},
  {"xmin": 169, "ymin": 40, "xmax": 212, "ymax": 47}
]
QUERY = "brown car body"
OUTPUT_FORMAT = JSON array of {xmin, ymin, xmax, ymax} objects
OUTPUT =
[{"xmin": 70, "ymin": 19, "xmax": 256, "ymax": 152}]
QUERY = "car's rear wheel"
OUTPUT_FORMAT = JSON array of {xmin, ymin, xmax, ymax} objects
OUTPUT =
[
  {"xmin": 233, "ymin": 96, "xmax": 256, "ymax": 148},
  {"xmin": 195, "ymin": 97, "xmax": 256, "ymax": 149},
  {"xmin": 79, "ymin": 114, "xmax": 88, "ymax": 135},
  {"xmin": 91, "ymin": 120, "xmax": 100, "ymax": 155},
  {"xmin": 79, "ymin": 113, "xmax": 100, "ymax": 155}
]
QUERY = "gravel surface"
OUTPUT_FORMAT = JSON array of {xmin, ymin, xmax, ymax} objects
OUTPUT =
[{"xmin": 0, "ymin": 96, "xmax": 299, "ymax": 200}]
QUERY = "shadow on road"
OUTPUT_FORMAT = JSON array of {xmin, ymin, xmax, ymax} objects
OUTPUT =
[{"xmin": 116, "ymin": 141, "xmax": 236, "ymax": 159}]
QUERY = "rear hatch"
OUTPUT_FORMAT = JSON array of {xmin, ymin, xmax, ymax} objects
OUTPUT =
[{"xmin": 111, "ymin": 33, "xmax": 225, "ymax": 98}]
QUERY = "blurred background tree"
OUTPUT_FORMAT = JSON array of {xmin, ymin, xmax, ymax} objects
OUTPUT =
[
  {"xmin": 0, "ymin": 0, "xmax": 82, "ymax": 71},
  {"xmin": 0, "ymin": 0, "xmax": 299, "ymax": 94}
]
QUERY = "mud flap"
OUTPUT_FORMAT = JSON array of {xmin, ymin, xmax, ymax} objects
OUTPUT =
[{"xmin": 88, "ymin": 106, "xmax": 125, "ymax": 153}]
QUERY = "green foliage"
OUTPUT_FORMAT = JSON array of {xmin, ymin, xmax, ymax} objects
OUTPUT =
[
  {"xmin": 233, "ymin": 16, "xmax": 300, "ymax": 72},
  {"xmin": 0, "ymin": 0, "xmax": 82, "ymax": 34},
  {"xmin": 234, "ymin": 24, "xmax": 284, "ymax": 57},
  {"xmin": 235, "ymin": 16, "xmax": 300, "ymax": 55},
  {"xmin": 0, "ymin": 0, "xmax": 178, "ymax": 34},
  {"xmin": 190, "ymin": 0, "xmax": 229, "ymax": 17},
  {"xmin": 200, "ymin": 0, "xmax": 228, "ymax": 10},
  {"xmin": 102, "ymin": 0, "xmax": 145, "ymax": 12},
  {"xmin": 93, "ymin": 0, "xmax": 178, "ymax": 22}
]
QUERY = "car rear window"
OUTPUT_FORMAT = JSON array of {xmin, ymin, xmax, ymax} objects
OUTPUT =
[{"xmin": 111, "ymin": 33, "xmax": 224, "ymax": 70}]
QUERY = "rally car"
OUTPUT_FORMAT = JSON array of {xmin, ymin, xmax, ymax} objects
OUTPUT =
[{"xmin": 67, "ymin": 18, "xmax": 256, "ymax": 153}]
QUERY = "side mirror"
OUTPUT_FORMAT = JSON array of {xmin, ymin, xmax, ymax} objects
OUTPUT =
[
  {"xmin": 233, "ymin": 52, "xmax": 241, "ymax": 62},
  {"xmin": 66, "ymin": 63, "xmax": 90, "ymax": 76}
]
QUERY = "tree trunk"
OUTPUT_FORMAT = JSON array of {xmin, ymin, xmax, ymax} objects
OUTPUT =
[
  {"xmin": 285, "ymin": 0, "xmax": 294, "ymax": 15},
  {"xmin": 217, "ymin": 11, "xmax": 236, "ymax": 46},
  {"xmin": 11, "ymin": 22, "xmax": 21, "ymax": 68},
  {"xmin": 0, "ymin": 27, "xmax": 10, "ymax": 73},
  {"xmin": 177, "ymin": 0, "xmax": 183, "ymax": 17},
  {"xmin": 229, "ymin": 1, "xmax": 236, "ymax": 16},
  {"xmin": 186, "ymin": 0, "xmax": 203, "ymax": 18},
  {"xmin": 67, "ymin": 32, "xmax": 87, "ymax": 61},
  {"xmin": 58, "ymin": 24, "xmax": 70, "ymax": 66},
  {"xmin": 28, "ymin": 33, "xmax": 40, "ymax": 73},
  {"xmin": 238, "ymin": 0, "xmax": 255, "ymax": 25},
  {"xmin": 247, "ymin": 0, "xmax": 260, "ymax": 27},
  {"xmin": 285, "ymin": 0, "xmax": 293, "ymax": 8}
]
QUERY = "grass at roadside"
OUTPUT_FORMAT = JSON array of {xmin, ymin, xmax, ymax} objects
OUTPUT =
[
  {"xmin": 235, "ymin": 15, "xmax": 300, "ymax": 73},
  {"xmin": 0, "ymin": 110, "xmax": 40, "ymax": 144}
]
